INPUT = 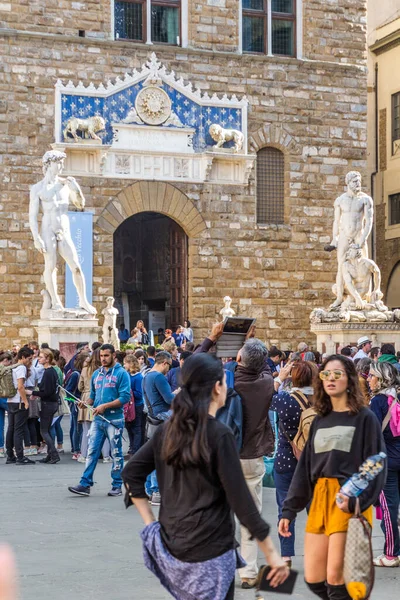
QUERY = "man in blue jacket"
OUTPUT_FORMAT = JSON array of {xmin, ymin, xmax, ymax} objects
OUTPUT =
[{"xmin": 68, "ymin": 344, "xmax": 131, "ymax": 497}]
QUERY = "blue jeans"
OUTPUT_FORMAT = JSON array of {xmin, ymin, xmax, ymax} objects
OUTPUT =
[
  {"xmin": 69, "ymin": 404, "xmax": 82, "ymax": 453},
  {"xmin": 80, "ymin": 417, "xmax": 124, "ymax": 489},
  {"xmin": 0, "ymin": 397, "xmax": 8, "ymax": 448},
  {"xmin": 145, "ymin": 470, "xmax": 159, "ymax": 496},
  {"xmin": 125, "ymin": 404, "xmax": 144, "ymax": 454},
  {"xmin": 274, "ymin": 469, "xmax": 296, "ymax": 557},
  {"xmin": 50, "ymin": 416, "xmax": 64, "ymax": 444}
]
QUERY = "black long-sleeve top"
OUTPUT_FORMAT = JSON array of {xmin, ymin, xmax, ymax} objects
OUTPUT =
[
  {"xmin": 122, "ymin": 417, "xmax": 270, "ymax": 562},
  {"xmin": 282, "ymin": 407, "xmax": 387, "ymax": 520},
  {"xmin": 34, "ymin": 367, "xmax": 59, "ymax": 403}
]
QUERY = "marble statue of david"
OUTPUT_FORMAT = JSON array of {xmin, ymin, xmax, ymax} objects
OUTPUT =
[{"xmin": 29, "ymin": 150, "xmax": 96, "ymax": 315}]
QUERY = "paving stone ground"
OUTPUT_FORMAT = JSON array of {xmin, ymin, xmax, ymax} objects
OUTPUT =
[{"xmin": 1, "ymin": 441, "xmax": 399, "ymax": 600}]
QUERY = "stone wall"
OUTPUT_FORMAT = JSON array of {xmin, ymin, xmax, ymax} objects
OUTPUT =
[
  {"xmin": 303, "ymin": 0, "xmax": 367, "ymax": 63},
  {"xmin": 2, "ymin": 0, "xmax": 368, "ymax": 59},
  {"xmin": 0, "ymin": 0, "xmax": 368, "ymax": 348},
  {"xmin": 0, "ymin": 0, "xmax": 111, "ymax": 37},
  {"xmin": 190, "ymin": 0, "xmax": 239, "ymax": 52}
]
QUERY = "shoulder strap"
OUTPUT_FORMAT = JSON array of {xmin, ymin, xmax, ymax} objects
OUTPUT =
[
  {"xmin": 142, "ymin": 376, "xmax": 156, "ymax": 418},
  {"xmin": 278, "ymin": 419, "xmax": 293, "ymax": 444},
  {"xmin": 290, "ymin": 390, "xmax": 310, "ymax": 411},
  {"xmin": 381, "ymin": 396, "xmax": 398, "ymax": 432}
]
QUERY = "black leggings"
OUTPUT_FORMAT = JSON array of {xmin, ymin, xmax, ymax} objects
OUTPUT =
[
  {"xmin": 225, "ymin": 579, "xmax": 235, "ymax": 600},
  {"xmin": 39, "ymin": 403, "xmax": 58, "ymax": 459}
]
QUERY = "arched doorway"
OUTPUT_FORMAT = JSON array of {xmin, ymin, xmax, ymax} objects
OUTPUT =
[
  {"xmin": 113, "ymin": 211, "xmax": 188, "ymax": 334},
  {"xmin": 386, "ymin": 261, "xmax": 400, "ymax": 309}
]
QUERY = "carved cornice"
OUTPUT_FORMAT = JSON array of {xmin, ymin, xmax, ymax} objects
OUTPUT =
[
  {"xmin": 311, "ymin": 322, "xmax": 400, "ymax": 332},
  {"xmin": 55, "ymin": 52, "xmax": 247, "ymax": 108}
]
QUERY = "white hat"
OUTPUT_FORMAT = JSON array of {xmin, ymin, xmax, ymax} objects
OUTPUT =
[{"xmin": 357, "ymin": 335, "xmax": 371, "ymax": 347}]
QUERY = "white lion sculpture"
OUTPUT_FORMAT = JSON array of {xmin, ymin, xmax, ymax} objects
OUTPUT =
[
  {"xmin": 209, "ymin": 124, "xmax": 244, "ymax": 153},
  {"xmin": 63, "ymin": 115, "xmax": 106, "ymax": 142}
]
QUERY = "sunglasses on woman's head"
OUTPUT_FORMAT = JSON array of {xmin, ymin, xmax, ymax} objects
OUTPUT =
[{"xmin": 319, "ymin": 369, "xmax": 345, "ymax": 381}]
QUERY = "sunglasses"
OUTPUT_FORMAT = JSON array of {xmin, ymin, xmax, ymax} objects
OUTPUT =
[{"xmin": 319, "ymin": 369, "xmax": 345, "ymax": 381}]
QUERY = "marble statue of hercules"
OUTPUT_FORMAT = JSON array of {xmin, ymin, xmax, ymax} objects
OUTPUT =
[
  {"xmin": 29, "ymin": 150, "xmax": 96, "ymax": 314},
  {"xmin": 329, "ymin": 171, "xmax": 373, "ymax": 310}
]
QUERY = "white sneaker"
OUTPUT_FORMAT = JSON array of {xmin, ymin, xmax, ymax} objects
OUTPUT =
[
  {"xmin": 24, "ymin": 448, "xmax": 33, "ymax": 456},
  {"xmin": 0, "ymin": 449, "xmax": 5, "ymax": 458},
  {"xmin": 151, "ymin": 492, "xmax": 161, "ymax": 506},
  {"xmin": 103, "ymin": 456, "xmax": 112, "ymax": 463},
  {"xmin": 30, "ymin": 448, "xmax": 38, "ymax": 455},
  {"xmin": 77, "ymin": 455, "xmax": 86, "ymax": 463},
  {"xmin": 38, "ymin": 445, "xmax": 47, "ymax": 454},
  {"xmin": 373, "ymin": 554, "xmax": 400, "ymax": 567}
]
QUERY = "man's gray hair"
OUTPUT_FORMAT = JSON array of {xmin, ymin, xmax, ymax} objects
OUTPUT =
[
  {"xmin": 155, "ymin": 351, "xmax": 172, "ymax": 364},
  {"xmin": 240, "ymin": 338, "xmax": 268, "ymax": 371}
]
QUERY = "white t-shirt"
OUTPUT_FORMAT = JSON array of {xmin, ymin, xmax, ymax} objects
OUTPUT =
[
  {"xmin": 32, "ymin": 358, "xmax": 45, "ymax": 383},
  {"xmin": 26, "ymin": 365, "xmax": 40, "ymax": 388},
  {"xmin": 8, "ymin": 365, "xmax": 27, "ymax": 403}
]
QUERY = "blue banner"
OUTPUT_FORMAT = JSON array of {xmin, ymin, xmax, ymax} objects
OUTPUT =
[{"xmin": 65, "ymin": 211, "xmax": 93, "ymax": 309}]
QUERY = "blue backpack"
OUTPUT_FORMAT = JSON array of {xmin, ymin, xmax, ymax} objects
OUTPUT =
[{"xmin": 216, "ymin": 371, "xmax": 243, "ymax": 452}]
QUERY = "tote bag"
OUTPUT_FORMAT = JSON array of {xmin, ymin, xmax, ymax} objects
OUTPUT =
[
  {"xmin": 263, "ymin": 411, "xmax": 278, "ymax": 488},
  {"xmin": 344, "ymin": 498, "xmax": 374, "ymax": 600}
]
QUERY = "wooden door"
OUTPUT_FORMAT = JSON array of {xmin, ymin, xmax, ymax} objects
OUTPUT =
[{"xmin": 169, "ymin": 223, "xmax": 187, "ymax": 329}]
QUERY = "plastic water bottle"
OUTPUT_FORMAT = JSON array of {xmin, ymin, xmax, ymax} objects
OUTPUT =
[{"xmin": 339, "ymin": 452, "xmax": 386, "ymax": 498}]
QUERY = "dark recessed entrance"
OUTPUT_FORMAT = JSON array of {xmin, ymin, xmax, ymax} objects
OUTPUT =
[{"xmin": 113, "ymin": 212, "xmax": 188, "ymax": 334}]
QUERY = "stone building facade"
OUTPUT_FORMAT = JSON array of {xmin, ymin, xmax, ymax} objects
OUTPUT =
[
  {"xmin": 367, "ymin": 8, "xmax": 400, "ymax": 309},
  {"xmin": 0, "ymin": 0, "xmax": 368, "ymax": 348}
]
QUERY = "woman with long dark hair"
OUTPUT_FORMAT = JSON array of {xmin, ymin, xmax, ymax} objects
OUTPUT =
[
  {"xmin": 134, "ymin": 349, "xmax": 151, "ymax": 374},
  {"xmin": 122, "ymin": 353, "xmax": 288, "ymax": 599},
  {"xmin": 279, "ymin": 355, "xmax": 386, "ymax": 600},
  {"xmin": 369, "ymin": 361, "xmax": 400, "ymax": 567}
]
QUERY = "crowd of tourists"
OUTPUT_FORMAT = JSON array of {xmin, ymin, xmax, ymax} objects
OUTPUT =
[{"xmin": 1, "ymin": 326, "xmax": 400, "ymax": 599}]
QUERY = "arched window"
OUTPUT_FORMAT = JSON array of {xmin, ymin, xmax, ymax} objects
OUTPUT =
[
  {"xmin": 256, "ymin": 147, "xmax": 284, "ymax": 224},
  {"xmin": 386, "ymin": 261, "xmax": 400, "ymax": 309}
]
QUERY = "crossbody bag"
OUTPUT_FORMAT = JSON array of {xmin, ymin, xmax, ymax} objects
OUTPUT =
[{"xmin": 142, "ymin": 380, "xmax": 164, "ymax": 440}]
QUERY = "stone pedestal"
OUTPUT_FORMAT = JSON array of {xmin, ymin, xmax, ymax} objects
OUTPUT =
[
  {"xmin": 35, "ymin": 318, "xmax": 100, "ymax": 349},
  {"xmin": 310, "ymin": 321, "xmax": 400, "ymax": 354}
]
